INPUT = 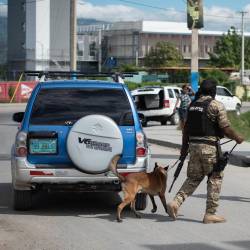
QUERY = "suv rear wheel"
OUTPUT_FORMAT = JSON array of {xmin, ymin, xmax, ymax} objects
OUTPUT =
[
  {"xmin": 161, "ymin": 118, "xmax": 167, "ymax": 125},
  {"xmin": 13, "ymin": 189, "xmax": 32, "ymax": 211},
  {"xmin": 135, "ymin": 193, "xmax": 147, "ymax": 210},
  {"xmin": 170, "ymin": 112, "xmax": 179, "ymax": 125},
  {"xmin": 141, "ymin": 120, "xmax": 147, "ymax": 127}
]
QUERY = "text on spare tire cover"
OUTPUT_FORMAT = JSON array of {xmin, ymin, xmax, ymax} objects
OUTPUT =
[{"xmin": 78, "ymin": 137, "xmax": 112, "ymax": 152}]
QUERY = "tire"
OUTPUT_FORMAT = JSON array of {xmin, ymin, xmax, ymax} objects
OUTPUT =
[
  {"xmin": 235, "ymin": 104, "xmax": 241, "ymax": 116},
  {"xmin": 142, "ymin": 120, "xmax": 147, "ymax": 127},
  {"xmin": 161, "ymin": 119, "xmax": 167, "ymax": 125},
  {"xmin": 13, "ymin": 189, "xmax": 32, "ymax": 211},
  {"xmin": 135, "ymin": 193, "xmax": 147, "ymax": 210},
  {"xmin": 170, "ymin": 112, "xmax": 180, "ymax": 125}
]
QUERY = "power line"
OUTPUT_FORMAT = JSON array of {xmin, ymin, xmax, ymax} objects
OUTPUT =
[{"xmin": 118, "ymin": 0, "xmax": 250, "ymax": 21}]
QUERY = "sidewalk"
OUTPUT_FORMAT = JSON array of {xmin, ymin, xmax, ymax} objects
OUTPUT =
[{"xmin": 144, "ymin": 124, "xmax": 250, "ymax": 168}]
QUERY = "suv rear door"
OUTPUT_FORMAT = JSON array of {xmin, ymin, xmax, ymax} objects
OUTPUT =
[{"xmin": 26, "ymin": 84, "xmax": 136, "ymax": 167}]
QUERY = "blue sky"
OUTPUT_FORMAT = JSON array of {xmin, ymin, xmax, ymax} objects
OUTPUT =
[
  {"xmin": 88, "ymin": 0, "xmax": 250, "ymax": 11},
  {"xmin": 1, "ymin": 0, "xmax": 250, "ymax": 31},
  {"xmin": 77, "ymin": 0, "xmax": 250, "ymax": 31}
]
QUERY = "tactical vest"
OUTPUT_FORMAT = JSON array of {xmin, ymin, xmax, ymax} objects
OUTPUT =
[{"xmin": 186, "ymin": 98, "xmax": 223, "ymax": 137}]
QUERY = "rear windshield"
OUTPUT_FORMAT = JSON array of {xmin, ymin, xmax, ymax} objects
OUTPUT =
[{"xmin": 30, "ymin": 88, "xmax": 134, "ymax": 126}]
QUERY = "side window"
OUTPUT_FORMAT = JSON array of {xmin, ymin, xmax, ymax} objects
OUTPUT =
[
  {"xmin": 168, "ymin": 89, "xmax": 174, "ymax": 98},
  {"xmin": 173, "ymin": 89, "xmax": 180, "ymax": 98},
  {"xmin": 217, "ymin": 88, "xmax": 231, "ymax": 96},
  {"xmin": 223, "ymin": 88, "xmax": 232, "ymax": 97}
]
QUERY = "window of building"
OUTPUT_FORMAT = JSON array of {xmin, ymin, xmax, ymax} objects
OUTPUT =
[
  {"xmin": 21, "ymin": 2, "xmax": 25, "ymax": 12},
  {"xmin": 21, "ymin": 22, "xmax": 26, "ymax": 32},
  {"xmin": 183, "ymin": 45, "xmax": 187, "ymax": 53}
]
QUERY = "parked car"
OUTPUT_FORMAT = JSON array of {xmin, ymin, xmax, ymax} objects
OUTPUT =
[
  {"xmin": 131, "ymin": 86, "xmax": 182, "ymax": 126},
  {"xmin": 11, "ymin": 80, "xmax": 150, "ymax": 210},
  {"xmin": 216, "ymin": 86, "xmax": 242, "ymax": 115}
]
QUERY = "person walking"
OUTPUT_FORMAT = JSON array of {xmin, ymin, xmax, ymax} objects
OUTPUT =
[
  {"xmin": 167, "ymin": 79, "xmax": 244, "ymax": 224},
  {"xmin": 174, "ymin": 84, "xmax": 194, "ymax": 130}
]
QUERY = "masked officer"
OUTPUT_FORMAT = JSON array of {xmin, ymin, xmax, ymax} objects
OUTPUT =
[{"xmin": 167, "ymin": 79, "xmax": 244, "ymax": 224}]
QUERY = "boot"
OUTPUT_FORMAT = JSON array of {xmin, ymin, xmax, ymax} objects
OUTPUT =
[
  {"xmin": 167, "ymin": 201, "xmax": 179, "ymax": 220},
  {"xmin": 203, "ymin": 214, "xmax": 226, "ymax": 224}
]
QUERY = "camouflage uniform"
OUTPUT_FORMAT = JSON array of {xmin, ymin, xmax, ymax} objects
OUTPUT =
[{"xmin": 174, "ymin": 96, "xmax": 230, "ymax": 214}]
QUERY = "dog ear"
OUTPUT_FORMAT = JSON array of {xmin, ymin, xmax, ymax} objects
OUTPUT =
[
  {"xmin": 164, "ymin": 165, "xmax": 169, "ymax": 171},
  {"xmin": 154, "ymin": 162, "xmax": 158, "ymax": 171}
]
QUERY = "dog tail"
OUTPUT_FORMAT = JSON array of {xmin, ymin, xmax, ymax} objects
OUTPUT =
[{"xmin": 109, "ymin": 155, "xmax": 126, "ymax": 182}]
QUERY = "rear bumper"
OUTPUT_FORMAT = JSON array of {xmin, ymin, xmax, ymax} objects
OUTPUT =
[
  {"xmin": 11, "ymin": 156, "xmax": 149, "ymax": 190},
  {"xmin": 138, "ymin": 109, "xmax": 173, "ymax": 118}
]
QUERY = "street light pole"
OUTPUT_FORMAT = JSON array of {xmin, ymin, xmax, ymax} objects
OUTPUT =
[{"xmin": 239, "ymin": 11, "xmax": 248, "ymax": 86}]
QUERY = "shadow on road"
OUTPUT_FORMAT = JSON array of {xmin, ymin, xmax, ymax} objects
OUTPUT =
[
  {"xmin": 192, "ymin": 193, "xmax": 250, "ymax": 203},
  {"xmin": 0, "ymin": 182, "xmax": 173, "ymax": 223},
  {"xmin": 142, "ymin": 240, "xmax": 250, "ymax": 250}
]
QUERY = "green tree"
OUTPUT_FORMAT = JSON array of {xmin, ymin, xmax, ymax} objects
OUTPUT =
[
  {"xmin": 209, "ymin": 27, "xmax": 243, "ymax": 68},
  {"xmin": 144, "ymin": 42, "xmax": 183, "ymax": 68},
  {"xmin": 200, "ymin": 69, "xmax": 229, "ymax": 84}
]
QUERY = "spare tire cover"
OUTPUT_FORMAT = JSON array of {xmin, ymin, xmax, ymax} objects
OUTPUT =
[{"xmin": 67, "ymin": 115, "xmax": 123, "ymax": 174}]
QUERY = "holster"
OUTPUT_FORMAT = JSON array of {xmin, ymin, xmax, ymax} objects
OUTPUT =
[{"xmin": 212, "ymin": 142, "xmax": 229, "ymax": 173}]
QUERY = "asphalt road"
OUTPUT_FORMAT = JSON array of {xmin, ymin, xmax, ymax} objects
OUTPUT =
[{"xmin": 0, "ymin": 105, "xmax": 250, "ymax": 250}]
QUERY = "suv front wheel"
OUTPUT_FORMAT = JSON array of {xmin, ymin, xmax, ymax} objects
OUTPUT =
[
  {"xmin": 13, "ymin": 189, "xmax": 33, "ymax": 211},
  {"xmin": 235, "ymin": 104, "xmax": 241, "ymax": 116}
]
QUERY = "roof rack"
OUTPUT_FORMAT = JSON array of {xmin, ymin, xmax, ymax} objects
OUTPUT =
[{"xmin": 24, "ymin": 71, "xmax": 137, "ymax": 83}]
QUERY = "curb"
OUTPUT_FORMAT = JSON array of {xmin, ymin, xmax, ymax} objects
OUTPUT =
[{"xmin": 148, "ymin": 138, "xmax": 250, "ymax": 168}]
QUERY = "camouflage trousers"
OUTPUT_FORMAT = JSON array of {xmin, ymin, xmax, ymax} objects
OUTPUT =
[{"xmin": 174, "ymin": 143, "xmax": 224, "ymax": 214}]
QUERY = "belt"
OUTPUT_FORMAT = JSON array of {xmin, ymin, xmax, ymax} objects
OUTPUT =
[{"xmin": 189, "ymin": 139, "xmax": 217, "ymax": 146}]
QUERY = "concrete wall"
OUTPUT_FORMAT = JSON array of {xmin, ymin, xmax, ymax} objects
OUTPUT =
[
  {"xmin": 50, "ymin": 0, "xmax": 70, "ymax": 66},
  {"xmin": 7, "ymin": 0, "xmax": 26, "ymax": 71}
]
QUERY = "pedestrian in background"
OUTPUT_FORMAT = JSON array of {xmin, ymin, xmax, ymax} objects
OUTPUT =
[
  {"xmin": 174, "ymin": 84, "xmax": 194, "ymax": 130},
  {"xmin": 167, "ymin": 79, "xmax": 244, "ymax": 224}
]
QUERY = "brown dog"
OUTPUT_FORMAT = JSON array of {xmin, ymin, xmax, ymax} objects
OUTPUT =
[{"xmin": 110, "ymin": 156, "xmax": 169, "ymax": 222}]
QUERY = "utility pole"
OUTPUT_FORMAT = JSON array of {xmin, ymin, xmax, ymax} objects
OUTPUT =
[
  {"xmin": 187, "ymin": 0, "xmax": 203, "ymax": 92},
  {"xmin": 238, "ymin": 11, "xmax": 248, "ymax": 86},
  {"xmin": 191, "ymin": 28, "xmax": 199, "ymax": 92},
  {"xmin": 98, "ymin": 28, "xmax": 102, "ymax": 73},
  {"xmin": 70, "ymin": 0, "xmax": 77, "ymax": 72}
]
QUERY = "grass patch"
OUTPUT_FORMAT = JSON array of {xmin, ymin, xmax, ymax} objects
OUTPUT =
[{"xmin": 228, "ymin": 111, "xmax": 250, "ymax": 142}]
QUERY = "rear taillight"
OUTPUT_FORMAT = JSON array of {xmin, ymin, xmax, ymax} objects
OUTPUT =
[
  {"xmin": 136, "ymin": 132, "xmax": 147, "ymax": 157},
  {"xmin": 15, "ymin": 131, "xmax": 27, "ymax": 157},
  {"xmin": 164, "ymin": 100, "xmax": 170, "ymax": 108}
]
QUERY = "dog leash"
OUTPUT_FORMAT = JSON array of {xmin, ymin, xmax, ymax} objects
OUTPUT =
[{"xmin": 167, "ymin": 159, "xmax": 179, "ymax": 172}]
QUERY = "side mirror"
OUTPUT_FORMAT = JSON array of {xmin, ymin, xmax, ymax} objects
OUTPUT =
[{"xmin": 13, "ymin": 112, "xmax": 24, "ymax": 123}]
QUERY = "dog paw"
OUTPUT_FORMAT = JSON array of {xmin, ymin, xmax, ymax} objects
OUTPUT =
[
  {"xmin": 117, "ymin": 218, "xmax": 123, "ymax": 223},
  {"xmin": 151, "ymin": 208, "xmax": 157, "ymax": 213},
  {"xmin": 136, "ymin": 214, "xmax": 142, "ymax": 219}
]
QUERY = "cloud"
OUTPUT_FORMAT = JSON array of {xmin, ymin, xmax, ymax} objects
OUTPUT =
[
  {"xmin": 203, "ymin": 5, "xmax": 250, "ymax": 31},
  {"xmin": 77, "ymin": 0, "xmax": 185, "ymax": 22},
  {"xmin": 0, "ymin": 3, "xmax": 7, "ymax": 17},
  {"xmin": 77, "ymin": 1, "xmax": 250, "ymax": 31}
]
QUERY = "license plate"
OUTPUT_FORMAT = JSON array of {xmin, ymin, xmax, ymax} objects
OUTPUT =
[{"xmin": 29, "ymin": 139, "xmax": 57, "ymax": 154}]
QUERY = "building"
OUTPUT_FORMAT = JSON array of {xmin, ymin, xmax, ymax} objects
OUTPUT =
[
  {"xmin": 103, "ymin": 20, "xmax": 250, "ymax": 67},
  {"xmin": 0, "ymin": 4, "xmax": 7, "ymax": 64},
  {"xmin": 8, "ymin": 0, "xmax": 70, "ymax": 73}
]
